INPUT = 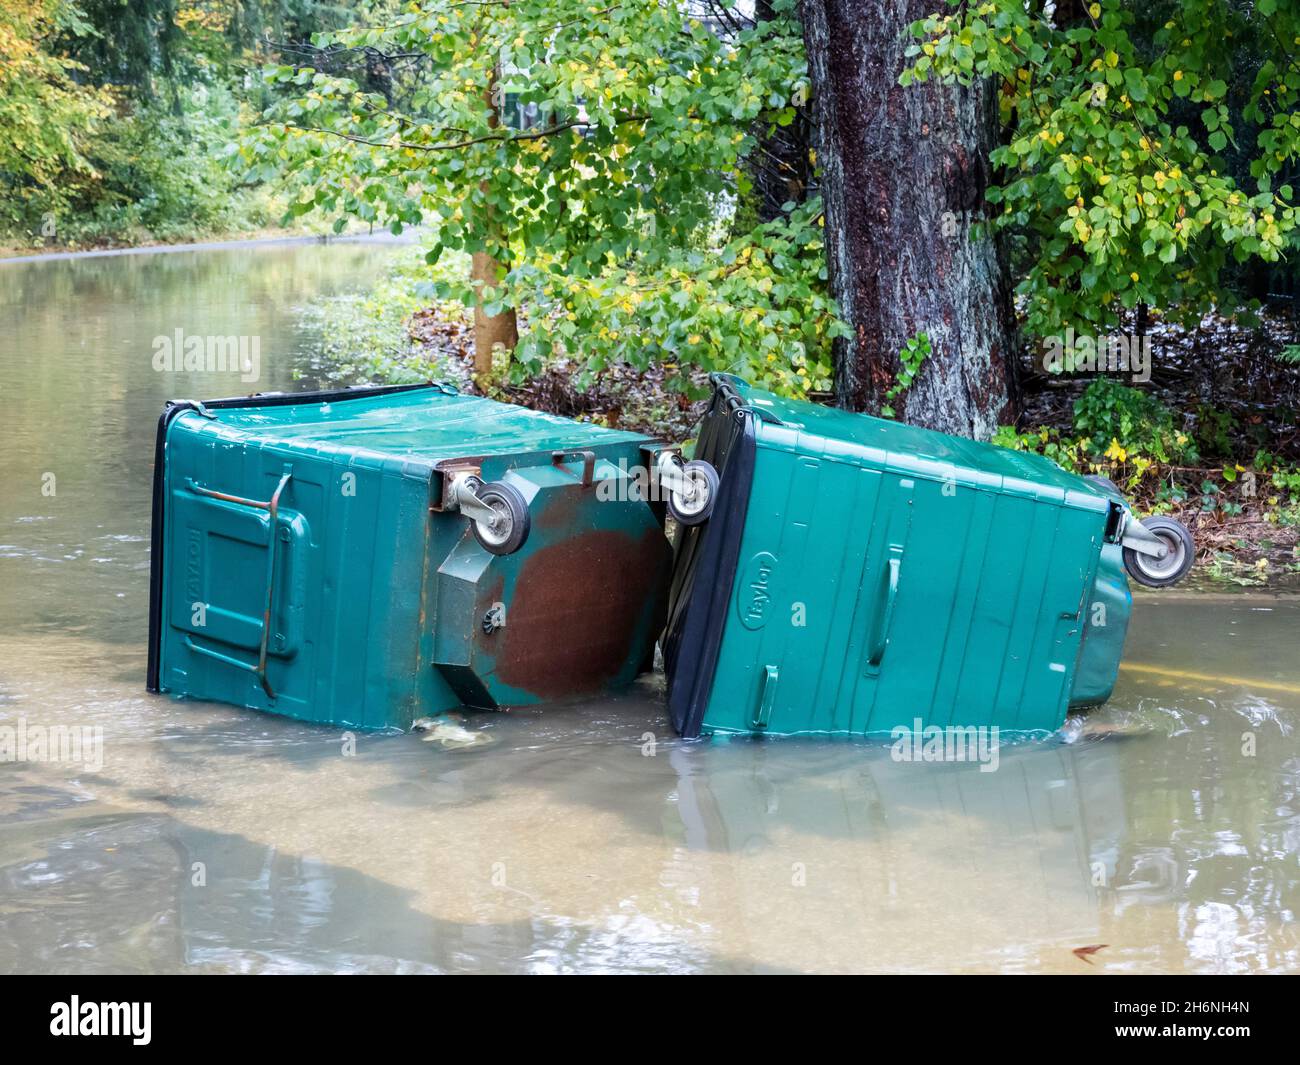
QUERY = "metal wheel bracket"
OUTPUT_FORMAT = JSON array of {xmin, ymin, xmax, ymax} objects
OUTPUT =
[
  {"xmin": 446, "ymin": 472, "xmax": 498, "ymax": 524},
  {"xmin": 658, "ymin": 454, "xmax": 719, "ymax": 525},
  {"xmin": 655, "ymin": 451, "xmax": 704, "ymax": 505},
  {"xmin": 1117, "ymin": 513, "xmax": 1170, "ymax": 560},
  {"xmin": 448, "ymin": 474, "xmax": 531, "ymax": 555}
]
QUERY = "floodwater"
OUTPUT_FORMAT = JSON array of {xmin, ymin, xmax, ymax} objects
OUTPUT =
[{"xmin": 1, "ymin": 240, "xmax": 1298, "ymax": 974}]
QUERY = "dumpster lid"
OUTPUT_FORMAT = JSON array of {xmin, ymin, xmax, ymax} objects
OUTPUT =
[
  {"xmin": 713, "ymin": 374, "xmax": 1112, "ymax": 510},
  {"xmin": 662, "ymin": 387, "xmax": 757, "ymax": 737},
  {"xmin": 165, "ymin": 381, "xmax": 651, "ymax": 465}
]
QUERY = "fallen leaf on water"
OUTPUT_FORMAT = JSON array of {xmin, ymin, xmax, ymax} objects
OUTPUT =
[{"xmin": 1073, "ymin": 944, "xmax": 1109, "ymax": 964}]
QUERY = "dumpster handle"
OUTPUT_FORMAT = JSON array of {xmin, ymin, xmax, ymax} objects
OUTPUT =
[
  {"xmin": 551, "ymin": 449, "xmax": 596, "ymax": 488},
  {"xmin": 752, "ymin": 664, "xmax": 779, "ymax": 730},
  {"xmin": 182, "ymin": 466, "xmax": 293, "ymax": 699},
  {"xmin": 866, "ymin": 552, "xmax": 901, "ymax": 673}
]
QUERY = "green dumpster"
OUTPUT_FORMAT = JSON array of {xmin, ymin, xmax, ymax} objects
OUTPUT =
[
  {"xmin": 147, "ymin": 382, "xmax": 672, "ymax": 730},
  {"xmin": 662, "ymin": 375, "xmax": 1192, "ymax": 738}
]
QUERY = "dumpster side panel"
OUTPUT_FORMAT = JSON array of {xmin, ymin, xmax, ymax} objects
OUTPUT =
[
  {"xmin": 697, "ymin": 444, "xmax": 884, "ymax": 735},
  {"xmin": 855, "ymin": 472, "xmax": 988, "ymax": 734},
  {"xmin": 695, "ymin": 426, "xmax": 1108, "ymax": 736},
  {"xmin": 323, "ymin": 450, "xmax": 442, "ymax": 729},
  {"xmin": 1069, "ymin": 543, "xmax": 1132, "ymax": 707},
  {"xmin": 155, "ymin": 413, "xmax": 437, "ymax": 729},
  {"xmin": 850, "ymin": 474, "xmax": 1098, "ymax": 734},
  {"xmin": 866, "ymin": 489, "xmax": 1100, "ymax": 734}
]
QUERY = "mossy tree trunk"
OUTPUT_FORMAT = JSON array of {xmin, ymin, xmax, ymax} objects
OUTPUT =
[{"xmin": 803, "ymin": 0, "xmax": 1017, "ymax": 438}]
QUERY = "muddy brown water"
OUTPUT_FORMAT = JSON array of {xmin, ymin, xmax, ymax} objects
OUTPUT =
[{"xmin": 1, "ymin": 240, "xmax": 1298, "ymax": 973}]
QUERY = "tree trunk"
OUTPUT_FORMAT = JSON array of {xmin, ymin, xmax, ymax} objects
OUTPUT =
[
  {"xmin": 747, "ymin": 0, "xmax": 815, "ymax": 223},
  {"xmin": 471, "ymin": 250, "xmax": 518, "ymax": 380},
  {"xmin": 803, "ymin": 0, "xmax": 1016, "ymax": 439},
  {"xmin": 471, "ymin": 67, "xmax": 518, "ymax": 382}
]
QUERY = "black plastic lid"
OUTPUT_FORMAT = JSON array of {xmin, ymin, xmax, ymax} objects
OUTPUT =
[{"xmin": 662, "ymin": 378, "xmax": 758, "ymax": 737}]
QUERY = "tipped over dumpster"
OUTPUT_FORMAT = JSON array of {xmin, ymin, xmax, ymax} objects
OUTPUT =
[
  {"xmin": 661, "ymin": 374, "xmax": 1193, "ymax": 738},
  {"xmin": 146, "ymin": 382, "xmax": 676, "ymax": 730},
  {"xmin": 147, "ymin": 373, "xmax": 1191, "ymax": 737}
]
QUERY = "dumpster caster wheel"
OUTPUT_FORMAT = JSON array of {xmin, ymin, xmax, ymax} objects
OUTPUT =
[
  {"xmin": 1122, "ymin": 516, "xmax": 1194, "ymax": 588},
  {"xmin": 667, "ymin": 460, "xmax": 719, "ymax": 526},
  {"xmin": 472, "ymin": 481, "xmax": 531, "ymax": 556}
]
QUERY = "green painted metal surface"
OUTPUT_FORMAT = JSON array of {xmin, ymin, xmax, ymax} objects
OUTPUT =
[
  {"xmin": 149, "ymin": 383, "xmax": 671, "ymax": 730},
  {"xmin": 669, "ymin": 376, "xmax": 1132, "ymax": 737},
  {"xmin": 1069, "ymin": 544, "xmax": 1133, "ymax": 709}
]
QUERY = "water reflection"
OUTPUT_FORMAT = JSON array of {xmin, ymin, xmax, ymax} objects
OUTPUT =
[
  {"xmin": 0, "ymin": 729, "xmax": 1128, "ymax": 974},
  {"xmin": 0, "ymin": 604, "xmax": 1297, "ymax": 973}
]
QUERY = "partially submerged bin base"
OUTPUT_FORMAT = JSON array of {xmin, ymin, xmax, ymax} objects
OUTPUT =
[{"xmin": 147, "ymin": 382, "xmax": 672, "ymax": 730}]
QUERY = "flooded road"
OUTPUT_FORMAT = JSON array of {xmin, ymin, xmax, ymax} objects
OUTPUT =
[{"xmin": 1, "ymin": 241, "xmax": 1298, "ymax": 973}]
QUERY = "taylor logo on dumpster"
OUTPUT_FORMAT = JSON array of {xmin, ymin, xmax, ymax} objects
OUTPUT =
[{"xmin": 737, "ymin": 551, "xmax": 778, "ymax": 630}]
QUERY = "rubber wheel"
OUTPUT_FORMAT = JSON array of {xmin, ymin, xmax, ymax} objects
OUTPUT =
[
  {"xmin": 471, "ymin": 481, "xmax": 531, "ymax": 556},
  {"xmin": 667, "ymin": 460, "xmax": 719, "ymax": 526},
  {"xmin": 1122, "ymin": 516, "xmax": 1194, "ymax": 588}
]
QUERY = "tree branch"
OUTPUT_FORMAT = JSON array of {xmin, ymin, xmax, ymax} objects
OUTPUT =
[{"xmin": 275, "ymin": 113, "xmax": 651, "ymax": 153}]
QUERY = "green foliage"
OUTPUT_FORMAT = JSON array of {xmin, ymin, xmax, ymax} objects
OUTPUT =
[
  {"xmin": 1274, "ymin": 467, "xmax": 1300, "ymax": 506},
  {"xmin": 1, "ymin": 0, "xmax": 344, "ymax": 245},
  {"xmin": 1148, "ymin": 479, "xmax": 1188, "ymax": 515},
  {"xmin": 1255, "ymin": 450, "xmax": 1300, "ymax": 506},
  {"xmin": 52, "ymin": 81, "xmax": 280, "ymax": 244},
  {"xmin": 1192, "ymin": 402, "xmax": 1237, "ymax": 457},
  {"xmin": 1206, "ymin": 551, "xmax": 1269, "ymax": 586},
  {"xmin": 58, "ymin": 0, "xmax": 181, "ymax": 94},
  {"xmin": 882, "ymin": 332, "xmax": 932, "ymax": 417},
  {"xmin": 904, "ymin": 1, "xmax": 1300, "ymax": 340},
  {"xmin": 301, "ymin": 243, "xmax": 472, "ymax": 383},
  {"xmin": 0, "ymin": 0, "xmax": 114, "ymax": 229},
  {"xmin": 1072, "ymin": 378, "xmax": 1194, "ymax": 464},
  {"xmin": 994, "ymin": 382, "xmax": 1300, "ymax": 553},
  {"xmin": 1198, "ymin": 476, "xmax": 1244, "ymax": 516},
  {"xmin": 243, "ymin": 0, "xmax": 837, "ymax": 396},
  {"xmin": 994, "ymin": 378, "xmax": 1194, "ymax": 489},
  {"xmin": 249, "ymin": 1, "xmax": 807, "ymax": 254},
  {"xmin": 991, "ymin": 424, "xmax": 1087, "ymax": 473},
  {"xmin": 505, "ymin": 199, "xmax": 840, "ymax": 396}
]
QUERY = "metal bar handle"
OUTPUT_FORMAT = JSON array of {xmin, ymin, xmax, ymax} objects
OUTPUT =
[
  {"xmin": 866, "ymin": 551, "xmax": 902, "ymax": 672},
  {"xmin": 551, "ymin": 449, "xmax": 597, "ymax": 487},
  {"xmin": 183, "ymin": 467, "xmax": 293, "ymax": 699}
]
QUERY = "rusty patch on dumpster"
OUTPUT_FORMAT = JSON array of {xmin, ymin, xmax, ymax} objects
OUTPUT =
[{"xmin": 495, "ymin": 529, "xmax": 670, "ymax": 699}]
